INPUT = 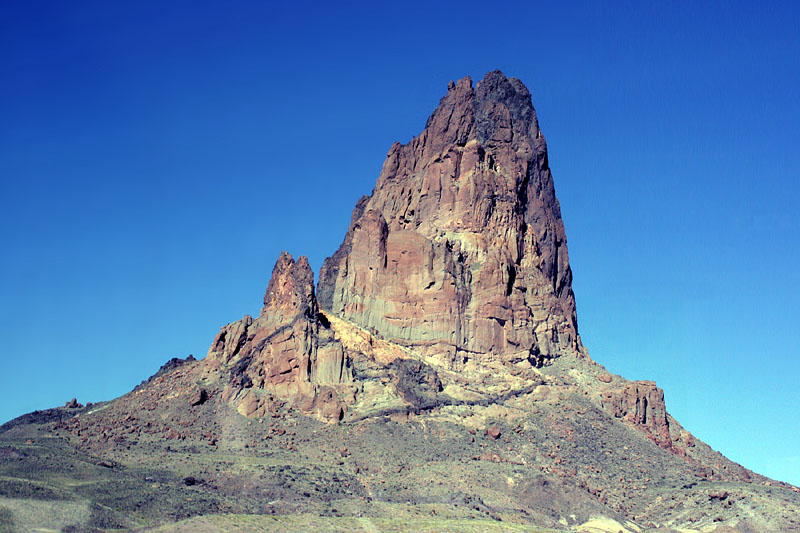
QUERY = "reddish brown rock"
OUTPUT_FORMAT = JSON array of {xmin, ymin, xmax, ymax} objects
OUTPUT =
[
  {"xmin": 600, "ymin": 380, "xmax": 671, "ymax": 448},
  {"xmin": 65, "ymin": 398, "xmax": 82, "ymax": 409},
  {"xmin": 203, "ymin": 72, "xmax": 593, "ymax": 424},
  {"xmin": 487, "ymin": 426, "xmax": 501, "ymax": 439},
  {"xmin": 318, "ymin": 71, "xmax": 586, "ymax": 369},
  {"xmin": 709, "ymin": 490, "xmax": 729, "ymax": 501},
  {"xmin": 200, "ymin": 72, "xmax": 680, "ymax": 453}
]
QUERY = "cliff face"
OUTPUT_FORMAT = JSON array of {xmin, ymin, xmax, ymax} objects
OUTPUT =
[
  {"xmin": 318, "ymin": 71, "xmax": 585, "ymax": 370},
  {"xmin": 203, "ymin": 71, "xmax": 592, "ymax": 424}
]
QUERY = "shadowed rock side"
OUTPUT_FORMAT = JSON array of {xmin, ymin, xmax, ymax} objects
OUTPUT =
[{"xmin": 318, "ymin": 71, "xmax": 585, "ymax": 370}]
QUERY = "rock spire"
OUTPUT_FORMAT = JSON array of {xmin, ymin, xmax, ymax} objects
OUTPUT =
[{"xmin": 318, "ymin": 70, "xmax": 586, "ymax": 369}]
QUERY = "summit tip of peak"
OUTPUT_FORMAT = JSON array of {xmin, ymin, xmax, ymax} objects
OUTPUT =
[{"xmin": 479, "ymin": 69, "xmax": 508, "ymax": 82}]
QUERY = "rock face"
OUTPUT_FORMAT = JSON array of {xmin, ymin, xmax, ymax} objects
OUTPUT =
[
  {"xmin": 207, "ymin": 252, "xmax": 355, "ymax": 421},
  {"xmin": 65, "ymin": 398, "xmax": 82, "ymax": 409},
  {"xmin": 188, "ymin": 388, "xmax": 207, "ymax": 406},
  {"xmin": 600, "ymin": 380, "xmax": 671, "ymax": 448},
  {"xmin": 318, "ymin": 71, "xmax": 585, "ymax": 369}
]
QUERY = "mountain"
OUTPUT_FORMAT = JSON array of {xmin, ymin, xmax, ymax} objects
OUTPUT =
[{"xmin": 1, "ymin": 71, "xmax": 798, "ymax": 532}]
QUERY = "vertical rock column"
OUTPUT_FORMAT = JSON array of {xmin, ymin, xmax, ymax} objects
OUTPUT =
[{"xmin": 318, "ymin": 70, "xmax": 586, "ymax": 368}]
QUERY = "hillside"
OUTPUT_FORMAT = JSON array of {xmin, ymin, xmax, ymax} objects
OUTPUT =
[{"xmin": 2, "ymin": 71, "xmax": 799, "ymax": 532}]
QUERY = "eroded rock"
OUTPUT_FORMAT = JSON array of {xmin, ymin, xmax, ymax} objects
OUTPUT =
[{"xmin": 65, "ymin": 398, "xmax": 82, "ymax": 409}]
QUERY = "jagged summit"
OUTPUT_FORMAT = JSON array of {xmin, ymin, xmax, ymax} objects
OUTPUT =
[
  {"xmin": 261, "ymin": 251, "xmax": 315, "ymax": 319},
  {"xmin": 427, "ymin": 71, "xmax": 542, "ymax": 151},
  {"xmin": 207, "ymin": 250, "xmax": 354, "ymax": 422}
]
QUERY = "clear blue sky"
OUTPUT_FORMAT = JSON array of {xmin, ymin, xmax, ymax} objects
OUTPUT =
[{"xmin": 1, "ymin": 2, "xmax": 798, "ymax": 485}]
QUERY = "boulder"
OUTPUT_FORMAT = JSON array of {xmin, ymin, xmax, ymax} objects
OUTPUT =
[{"xmin": 600, "ymin": 380, "xmax": 671, "ymax": 448}]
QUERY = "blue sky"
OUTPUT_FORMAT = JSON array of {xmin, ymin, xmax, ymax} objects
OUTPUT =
[{"xmin": 1, "ymin": 2, "xmax": 798, "ymax": 485}]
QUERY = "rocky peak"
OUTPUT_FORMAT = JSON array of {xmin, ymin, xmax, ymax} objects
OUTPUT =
[
  {"xmin": 261, "ymin": 252, "xmax": 315, "ymax": 320},
  {"xmin": 473, "ymin": 69, "xmax": 540, "ymax": 148},
  {"xmin": 413, "ymin": 70, "xmax": 542, "ymax": 169},
  {"xmin": 208, "ymin": 71, "xmax": 588, "ymax": 422},
  {"xmin": 318, "ymin": 70, "xmax": 585, "ymax": 369}
]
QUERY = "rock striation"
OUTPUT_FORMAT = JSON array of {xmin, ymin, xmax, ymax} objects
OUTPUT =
[{"xmin": 318, "ymin": 71, "xmax": 586, "ymax": 370}]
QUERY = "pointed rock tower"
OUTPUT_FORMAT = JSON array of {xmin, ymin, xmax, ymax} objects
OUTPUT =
[
  {"xmin": 207, "ymin": 252, "xmax": 356, "ymax": 421},
  {"xmin": 318, "ymin": 71, "xmax": 586, "ymax": 370}
]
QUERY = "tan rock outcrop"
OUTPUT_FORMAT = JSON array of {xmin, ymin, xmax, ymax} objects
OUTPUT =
[{"xmin": 202, "ymin": 72, "xmax": 674, "ymax": 436}]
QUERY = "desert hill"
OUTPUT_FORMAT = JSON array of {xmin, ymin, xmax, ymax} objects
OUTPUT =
[{"xmin": 1, "ymin": 71, "xmax": 799, "ymax": 532}]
